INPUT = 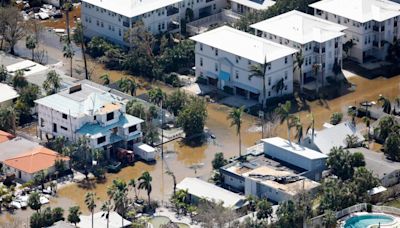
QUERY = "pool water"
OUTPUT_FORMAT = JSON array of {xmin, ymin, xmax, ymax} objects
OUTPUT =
[
  {"xmin": 344, "ymin": 214, "xmax": 394, "ymax": 228},
  {"xmin": 149, "ymin": 216, "xmax": 190, "ymax": 228}
]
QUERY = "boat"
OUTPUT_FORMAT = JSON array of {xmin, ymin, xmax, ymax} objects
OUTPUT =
[{"xmin": 107, "ymin": 162, "xmax": 122, "ymax": 173}]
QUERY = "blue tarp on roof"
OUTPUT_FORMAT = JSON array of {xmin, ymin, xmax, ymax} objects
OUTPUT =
[{"xmin": 77, "ymin": 114, "xmax": 144, "ymax": 136}]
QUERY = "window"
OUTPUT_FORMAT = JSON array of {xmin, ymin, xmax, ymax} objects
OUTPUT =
[
  {"xmin": 235, "ymin": 56, "xmax": 239, "ymax": 63},
  {"xmin": 235, "ymin": 71, "xmax": 239, "ymax": 79},
  {"xmin": 215, "ymin": 63, "xmax": 218, "ymax": 72},
  {"xmin": 267, "ymin": 64, "xmax": 271, "ymax": 70},
  {"xmin": 119, "ymin": 29, "xmax": 122, "ymax": 36},
  {"xmin": 284, "ymin": 57, "xmax": 288, "ymax": 64},
  {"xmin": 200, "ymin": 58, "xmax": 203, "ymax": 66},
  {"xmin": 129, "ymin": 125, "xmax": 137, "ymax": 133},
  {"xmin": 200, "ymin": 44, "xmax": 203, "ymax": 51},
  {"xmin": 62, "ymin": 113, "xmax": 67, "ymax": 119},
  {"xmin": 53, "ymin": 123, "xmax": 57, "ymax": 133},
  {"xmin": 213, "ymin": 4, "xmax": 216, "ymax": 10},
  {"xmin": 284, "ymin": 71, "xmax": 288, "ymax": 80},
  {"xmin": 100, "ymin": 22, "xmax": 104, "ymax": 27},
  {"xmin": 96, "ymin": 20, "xmax": 99, "ymax": 26},
  {"xmin": 268, "ymin": 91, "xmax": 271, "ymax": 96},
  {"xmin": 94, "ymin": 116, "xmax": 97, "ymax": 121},
  {"xmin": 268, "ymin": 77, "xmax": 271, "ymax": 86},
  {"xmin": 40, "ymin": 118, "xmax": 45, "ymax": 127},
  {"xmin": 215, "ymin": 49, "xmax": 218, "ymax": 56},
  {"xmin": 97, "ymin": 136, "xmax": 106, "ymax": 145},
  {"xmin": 106, "ymin": 112, "xmax": 114, "ymax": 121},
  {"xmin": 61, "ymin": 126, "xmax": 68, "ymax": 131},
  {"xmin": 248, "ymin": 60, "xmax": 251, "ymax": 65}
]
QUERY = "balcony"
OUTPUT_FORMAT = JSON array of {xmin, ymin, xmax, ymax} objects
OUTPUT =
[
  {"xmin": 123, "ymin": 21, "xmax": 129, "ymax": 27},
  {"xmin": 335, "ymin": 42, "xmax": 338, "ymax": 48},
  {"xmin": 166, "ymin": 6, "xmax": 179, "ymax": 16},
  {"xmin": 373, "ymin": 25, "xmax": 379, "ymax": 31},
  {"xmin": 322, "ymin": 47, "xmax": 325, "ymax": 53},
  {"xmin": 313, "ymin": 47, "xmax": 320, "ymax": 53}
]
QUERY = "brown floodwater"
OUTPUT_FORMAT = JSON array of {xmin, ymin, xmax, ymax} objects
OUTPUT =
[{"xmin": 2, "ymin": 64, "xmax": 400, "ymax": 222}]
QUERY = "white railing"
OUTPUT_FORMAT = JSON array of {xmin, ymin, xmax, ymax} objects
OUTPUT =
[{"xmin": 186, "ymin": 10, "xmax": 242, "ymax": 35}]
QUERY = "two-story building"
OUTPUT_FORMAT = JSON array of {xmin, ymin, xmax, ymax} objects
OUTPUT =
[
  {"xmin": 81, "ymin": 0, "xmax": 227, "ymax": 45},
  {"xmin": 190, "ymin": 26, "xmax": 297, "ymax": 105},
  {"xmin": 251, "ymin": 10, "xmax": 347, "ymax": 90},
  {"xmin": 310, "ymin": 0, "xmax": 400, "ymax": 63},
  {"xmin": 35, "ymin": 83, "xmax": 144, "ymax": 158}
]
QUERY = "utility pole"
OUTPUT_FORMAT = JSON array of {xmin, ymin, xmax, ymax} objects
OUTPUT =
[
  {"xmin": 160, "ymin": 98, "xmax": 164, "ymax": 159},
  {"xmin": 259, "ymin": 110, "xmax": 264, "ymax": 139}
]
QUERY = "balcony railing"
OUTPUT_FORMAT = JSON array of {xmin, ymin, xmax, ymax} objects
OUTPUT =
[{"xmin": 166, "ymin": 7, "xmax": 179, "ymax": 16}]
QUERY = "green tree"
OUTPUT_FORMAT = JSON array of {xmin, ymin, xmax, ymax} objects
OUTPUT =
[
  {"xmin": 294, "ymin": 49, "xmax": 305, "ymax": 91},
  {"xmin": 228, "ymin": 106, "xmax": 245, "ymax": 158},
  {"xmin": 322, "ymin": 210, "xmax": 337, "ymax": 228},
  {"xmin": 312, "ymin": 63, "xmax": 321, "ymax": 96},
  {"xmin": 68, "ymin": 206, "xmax": 81, "ymax": 227},
  {"xmin": 118, "ymin": 77, "xmax": 137, "ymax": 96},
  {"xmin": 212, "ymin": 152, "xmax": 227, "ymax": 170},
  {"xmin": 128, "ymin": 178, "xmax": 138, "ymax": 200},
  {"xmin": 384, "ymin": 132, "xmax": 400, "ymax": 161},
  {"xmin": 100, "ymin": 73, "xmax": 110, "ymax": 85},
  {"xmin": 52, "ymin": 207, "xmax": 65, "ymax": 222},
  {"xmin": 30, "ymin": 211, "xmax": 44, "ymax": 228},
  {"xmin": 0, "ymin": 64, "xmax": 8, "ymax": 82},
  {"xmin": 28, "ymin": 192, "xmax": 41, "ymax": 212},
  {"xmin": 345, "ymin": 134, "xmax": 359, "ymax": 148},
  {"xmin": 306, "ymin": 112, "xmax": 315, "ymax": 143},
  {"xmin": 3, "ymin": 7, "xmax": 25, "ymax": 55},
  {"xmin": 249, "ymin": 59, "xmax": 269, "ymax": 108},
  {"xmin": 107, "ymin": 179, "xmax": 130, "ymax": 225},
  {"xmin": 165, "ymin": 90, "xmax": 188, "ymax": 116},
  {"xmin": 352, "ymin": 167, "xmax": 380, "ymax": 200},
  {"xmin": 256, "ymin": 199, "xmax": 273, "ymax": 221},
  {"xmin": 0, "ymin": 107, "xmax": 17, "ymax": 134},
  {"xmin": 12, "ymin": 70, "xmax": 28, "ymax": 90},
  {"xmin": 177, "ymin": 96, "xmax": 207, "ymax": 137},
  {"xmin": 43, "ymin": 70, "xmax": 61, "ymax": 95},
  {"xmin": 272, "ymin": 78, "xmax": 285, "ymax": 96},
  {"xmin": 293, "ymin": 115, "xmax": 303, "ymax": 144},
  {"xmin": 327, "ymin": 147, "xmax": 365, "ymax": 180},
  {"xmin": 276, "ymin": 200, "xmax": 303, "ymax": 228},
  {"xmin": 126, "ymin": 100, "xmax": 146, "ymax": 119},
  {"xmin": 160, "ymin": 40, "xmax": 195, "ymax": 73},
  {"xmin": 63, "ymin": 43, "xmax": 75, "ymax": 77},
  {"xmin": 375, "ymin": 115, "xmax": 398, "ymax": 142},
  {"xmin": 25, "ymin": 35, "xmax": 37, "ymax": 60},
  {"xmin": 378, "ymin": 95, "xmax": 392, "ymax": 114},
  {"xmin": 148, "ymin": 87, "xmax": 165, "ymax": 106},
  {"xmin": 33, "ymin": 170, "xmax": 46, "ymax": 190},
  {"xmin": 85, "ymin": 192, "xmax": 97, "ymax": 228},
  {"xmin": 138, "ymin": 171, "xmax": 153, "ymax": 206}
]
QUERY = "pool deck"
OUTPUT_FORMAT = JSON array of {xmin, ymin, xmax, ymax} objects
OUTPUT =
[
  {"xmin": 340, "ymin": 212, "xmax": 400, "ymax": 228},
  {"xmin": 154, "ymin": 207, "xmax": 202, "ymax": 228}
]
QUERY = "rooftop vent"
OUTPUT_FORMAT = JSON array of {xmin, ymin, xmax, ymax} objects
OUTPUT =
[{"xmin": 69, "ymin": 84, "xmax": 82, "ymax": 94}]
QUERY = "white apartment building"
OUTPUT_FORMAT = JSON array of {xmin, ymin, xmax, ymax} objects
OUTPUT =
[
  {"xmin": 310, "ymin": 0, "xmax": 400, "ymax": 63},
  {"xmin": 229, "ymin": 0, "xmax": 275, "ymax": 15},
  {"xmin": 35, "ymin": 83, "xmax": 144, "ymax": 157},
  {"xmin": 190, "ymin": 26, "xmax": 297, "ymax": 104},
  {"xmin": 81, "ymin": 0, "xmax": 227, "ymax": 45},
  {"xmin": 251, "ymin": 10, "xmax": 346, "ymax": 89}
]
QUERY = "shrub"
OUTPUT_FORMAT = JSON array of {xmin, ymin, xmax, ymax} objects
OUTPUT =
[
  {"xmin": 330, "ymin": 112, "xmax": 343, "ymax": 125},
  {"xmin": 366, "ymin": 203, "xmax": 372, "ymax": 212}
]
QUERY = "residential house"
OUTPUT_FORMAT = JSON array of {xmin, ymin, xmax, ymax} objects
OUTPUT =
[
  {"xmin": 190, "ymin": 26, "xmax": 297, "ymax": 104},
  {"xmin": 0, "ymin": 83, "xmax": 19, "ymax": 108},
  {"xmin": 81, "ymin": 0, "xmax": 227, "ymax": 45},
  {"xmin": 229, "ymin": 0, "xmax": 275, "ymax": 15},
  {"xmin": 176, "ymin": 177, "xmax": 247, "ymax": 210},
  {"xmin": 35, "ymin": 83, "xmax": 144, "ymax": 158},
  {"xmin": 348, "ymin": 148, "xmax": 400, "ymax": 187},
  {"xmin": 302, "ymin": 122, "xmax": 365, "ymax": 154},
  {"xmin": 251, "ymin": 10, "xmax": 347, "ymax": 90},
  {"xmin": 220, "ymin": 154, "xmax": 321, "ymax": 203},
  {"xmin": 3, "ymin": 147, "xmax": 70, "ymax": 182},
  {"xmin": 310, "ymin": 0, "xmax": 400, "ymax": 63}
]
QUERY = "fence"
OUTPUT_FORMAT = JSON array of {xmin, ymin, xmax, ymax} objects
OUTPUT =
[{"xmin": 187, "ymin": 10, "xmax": 242, "ymax": 35}]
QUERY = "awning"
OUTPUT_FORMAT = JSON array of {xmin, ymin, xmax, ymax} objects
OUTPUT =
[
  {"xmin": 218, "ymin": 71, "xmax": 230, "ymax": 81},
  {"xmin": 206, "ymin": 71, "xmax": 218, "ymax": 79}
]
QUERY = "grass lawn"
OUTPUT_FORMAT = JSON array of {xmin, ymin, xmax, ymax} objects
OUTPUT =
[{"xmin": 384, "ymin": 199, "xmax": 400, "ymax": 209}]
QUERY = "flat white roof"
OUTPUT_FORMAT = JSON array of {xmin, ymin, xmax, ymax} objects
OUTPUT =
[
  {"xmin": 82, "ymin": 0, "xmax": 182, "ymax": 18},
  {"xmin": 177, "ymin": 177, "xmax": 245, "ymax": 208},
  {"xmin": 230, "ymin": 0, "xmax": 275, "ymax": 10},
  {"xmin": 6, "ymin": 60, "xmax": 48, "ymax": 76},
  {"xmin": 262, "ymin": 137, "xmax": 328, "ymax": 160},
  {"xmin": 0, "ymin": 83, "xmax": 19, "ymax": 104},
  {"xmin": 310, "ymin": 0, "xmax": 400, "ymax": 23},
  {"xmin": 78, "ymin": 212, "xmax": 131, "ymax": 228},
  {"xmin": 251, "ymin": 10, "xmax": 347, "ymax": 44},
  {"xmin": 190, "ymin": 26, "xmax": 297, "ymax": 64},
  {"xmin": 135, "ymin": 142, "xmax": 155, "ymax": 152}
]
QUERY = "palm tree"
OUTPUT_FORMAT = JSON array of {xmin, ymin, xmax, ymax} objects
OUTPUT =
[
  {"xmin": 294, "ymin": 49, "xmax": 305, "ymax": 92},
  {"xmin": 293, "ymin": 116, "xmax": 303, "ymax": 144},
  {"xmin": 85, "ymin": 192, "xmax": 97, "ymax": 228},
  {"xmin": 100, "ymin": 73, "xmax": 110, "ymax": 85},
  {"xmin": 107, "ymin": 179, "xmax": 129, "ymax": 227},
  {"xmin": 378, "ymin": 94, "xmax": 392, "ymax": 114},
  {"xmin": 343, "ymin": 39, "xmax": 355, "ymax": 58},
  {"xmin": 345, "ymin": 134, "xmax": 359, "ymax": 148},
  {"xmin": 138, "ymin": 171, "xmax": 153, "ymax": 206},
  {"xmin": 25, "ymin": 35, "xmax": 37, "ymax": 61},
  {"xmin": 362, "ymin": 116, "xmax": 371, "ymax": 142},
  {"xmin": 128, "ymin": 178, "xmax": 138, "ymax": 200},
  {"xmin": 148, "ymin": 87, "xmax": 165, "ymax": 106},
  {"xmin": 347, "ymin": 108, "xmax": 357, "ymax": 126},
  {"xmin": 118, "ymin": 77, "xmax": 137, "ymax": 96},
  {"xmin": 275, "ymin": 101, "xmax": 294, "ymax": 142},
  {"xmin": 73, "ymin": 21, "xmax": 89, "ymax": 79},
  {"xmin": 249, "ymin": 58, "xmax": 269, "ymax": 108},
  {"xmin": 33, "ymin": 170, "xmax": 46, "ymax": 190},
  {"xmin": 228, "ymin": 106, "xmax": 245, "ymax": 158},
  {"xmin": 63, "ymin": 43, "xmax": 74, "ymax": 77},
  {"xmin": 0, "ymin": 107, "xmax": 17, "ymax": 134},
  {"xmin": 62, "ymin": 1, "xmax": 73, "ymax": 43},
  {"xmin": 43, "ymin": 70, "xmax": 61, "ymax": 95},
  {"xmin": 101, "ymin": 200, "xmax": 112, "ymax": 228},
  {"xmin": 166, "ymin": 170, "xmax": 177, "ymax": 196},
  {"xmin": 272, "ymin": 78, "xmax": 285, "ymax": 96},
  {"xmin": 312, "ymin": 63, "xmax": 321, "ymax": 96}
]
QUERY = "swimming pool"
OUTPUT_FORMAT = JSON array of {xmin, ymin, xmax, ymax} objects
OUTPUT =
[{"xmin": 344, "ymin": 214, "xmax": 395, "ymax": 228}]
